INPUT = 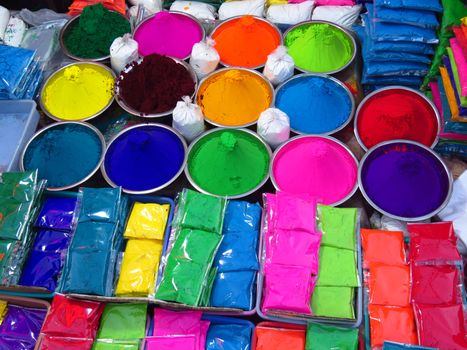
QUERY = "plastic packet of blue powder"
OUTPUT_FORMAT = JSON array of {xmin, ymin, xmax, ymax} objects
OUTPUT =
[
  {"xmin": 364, "ymin": 61, "xmax": 429, "ymax": 77},
  {"xmin": 362, "ymin": 75, "xmax": 422, "ymax": 86},
  {"xmin": 206, "ymin": 324, "xmax": 252, "ymax": 350},
  {"xmin": 369, "ymin": 40, "xmax": 435, "ymax": 55},
  {"xmin": 69, "ymin": 222, "xmax": 117, "ymax": 251},
  {"xmin": 0, "ymin": 45, "xmax": 36, "ymax": 94},
  {"xmin": 19, "ymin": 250, "xmax": 62, "ymax": 291},
  {"xmin": 374, "ymin": 0, "xmax": 443, "ymax": 12},
  {"xmin": 78, "ymin": 187, "xmax": 121, "ymax": 224},
  {"xmin": 210, "ymin": 271, "xmax": 256, "ymax": 310},
  {"xmin": 374, "ymin": 5, "xmax": 439, "ymax": 29},
  {"xmin": 223, "ymin": 201, "xmax": 262, "ymax": 233},
  {"xmin": 35, "ymin": 196, "xmax": 79, "ymax": 231},
  {"xmin": 213, "ymin": 231, "xmax": 259, "ymax": 272}
]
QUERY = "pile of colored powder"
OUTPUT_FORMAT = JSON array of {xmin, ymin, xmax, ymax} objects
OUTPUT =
[
  {"xmin": 212, "ymin": 16, "xmax": 281, "ymax": 68},
  {"xmin": 360, "ymin": 142, "xmax": 451, "ymax": 219},
  {"xmin": 64, "ymin": 4, "xmax": 131, "ymax": 59},
  {"xmin": 23, "ymin": 123, "xmax": 103, "ymax": 189},
  {"xmin": 196, "ymin": 69, "xmax": 272, "ymax": 127},
  {"xmin": 275, "ymin": 75, "xmax": 353, "ymax": 134},
  {"xmin": 134, "ymin": 11, "xmax": 204, "ymax": 59},
  {"xmin": 42, "ymin": 64, "xmax": 114, "ymax": 121},
  {"xmin": 285, "ymin": 23, "xmax": 354, "ymax": 73},
  {"xmin": 187, "ymin": 129, "xmax": 270, "ymax": 197},
  {"xmin": 118, "ymin": 54, "xmax": 195, "ymax": 115},
  {"xmin": 356, "ymin": 88, "xmax": 439, "ymax": 150}
]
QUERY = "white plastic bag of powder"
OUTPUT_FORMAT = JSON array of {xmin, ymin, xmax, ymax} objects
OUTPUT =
[
  {"xmin": 263, "ymin": 45, "xmax": 294, "ymax": 86},
  {"xmin": 173, "ymin": 96, "xmax": 206, "ymax": 142},
  {"xmin": 170, "ymin": 1, "xmax": 217, "ymax": 21},
  {"xmin": 110, "ymin": 34, "xmax": 139, "ymax": 74},
  {"xmin": 219, "ymin": 0, "xmax": 265, "ymax": 20},
  {"xmin": 257, "ymin": 108, "xmax": 290, "ymax": 149},
  {"xmin": 266, "ymin": 1, "xmax": 314, "ymax": 25},
  {"xmin": 129, "ymin": 0, "xmax": 162, "ymax": 14},
  {"xmin": 311, "ymin": 5, "xmax": 362, "ymax": 29},
  {"xmin": 189, "ymin": 38, "xmax": 220, "ymax": 79}
]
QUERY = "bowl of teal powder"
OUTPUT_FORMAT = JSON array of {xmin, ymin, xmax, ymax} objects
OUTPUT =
[
  {"xmin": 274, "ymin": 73, "xmax": 355, "ymax": 135},
  {"xmin": 21, "ymin": 122, "xmax": 105, "ymax": 191}
]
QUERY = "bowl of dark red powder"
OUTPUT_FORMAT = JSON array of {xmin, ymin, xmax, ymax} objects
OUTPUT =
[{"xmin": 115, "ymin": 54, "xmax": 197, "ymax": 117}]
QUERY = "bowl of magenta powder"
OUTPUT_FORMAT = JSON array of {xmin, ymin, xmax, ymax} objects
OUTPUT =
[
  {"xmin": 60, "ymin": 3, "xmax": 131, "ymax": 61},
  {"xmin": 359, "ymin": 140, "xmax": 452, "ymax": 221},
  {"xmin": 115, "ymin": 54, "xmax": 197, "ymax": 117}
]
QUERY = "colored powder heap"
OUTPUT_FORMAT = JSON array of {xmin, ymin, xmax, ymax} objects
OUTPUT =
[
  {"xmin": 285, "ymin": 23, "xmax": 354, "ymax": 73},
  {"xmin": 64, "ymin": 4, "xmax": 131, "ymax": 59},
  {"xmin": 23, "ymin": 124, "xmax": 103, "ymax": 189},
  {"xmin": 212, "ymin": 16, "xmax": 281, "ymax": 68},
  {"xmin": 188, "ymin": 129, "xmax": 270, "ymax": 196},
  {"xmin": 43, "ymin": 64, "xmax": 114, "ymax": 121},
  {"xmin": 118, "ymin": 54, "xmax": 195, "ymax": 115},
  {"xmin": 361, "ymin": 142, "xmax": 450, "ymax": 219},
  {"xmin": 272, "ymin": 136, "xmax": 357, "ymax": 205},
  {"xmin": 357, "ymin": 88, "xmax": 439, "ymax": 149},
  {"xmin": 275, "ymin": 75, "xmax": 353, "ymax": 134},
  {"xmin": 134, "ymin": 11, "xmax": 204, "ymax": 59},
  {"xmin": 196, "ymin": 69, "xmax": 272, "ymax": 127},
  {"xmin": 104, "ymin": 125, "xmax": 186, "ymax": 192}
]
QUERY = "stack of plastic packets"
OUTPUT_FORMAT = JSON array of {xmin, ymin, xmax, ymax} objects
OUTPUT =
[
  {"xmin": 0, "ymin": 45, "xmax": 43, "ymax": 100},
  {"xmin": 155, "ymin": 189, "xmax": 226, "ymax": 306},
  {"xmin": 359, "ymin": 1, "xmax": 442, "ymax": 90},
  {"xmin": 209, "ymin": 201, "xmax": 261, "ymax": 311},
  {"xmin": 0, "ymin": 170, "xmax": 45, "ymax": 285},
  {"xmin": 59, "ymin": 187, "xmax": 128, "ymax": 296}
]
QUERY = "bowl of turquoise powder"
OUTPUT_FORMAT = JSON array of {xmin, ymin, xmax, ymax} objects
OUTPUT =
[{"xmin": 20, "ymin": 122, "xmax": 105, "ymax": 191}]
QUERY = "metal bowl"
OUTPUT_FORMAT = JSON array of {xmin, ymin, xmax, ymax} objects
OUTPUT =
[
  {"xmin": 283, "ymin": 20, "xmax": 357, "ymax": 75},
  {"xmin": 40, "ymin": 62, "xmax": 116, "ymax": 122},
  {"xmin": 354, "ymin": 86, "xmax": 441, "ymax": 152},
  {"xmin": 274, "ymin": 73, "xmax": 355, "ymax": 135},
  {"xmin": 358, "ymin": 140, "xmax": 453, "ymax": 222},
  {"xmin": 185, "ymin": 128, "xmax": 272, "ymax": 199},
  {"xmin": 211, "ymin": 15, "xmax": 283, "ymax": 70},
  {"xmin": 20, "ymin": 121, "xmax": 105, "ymax": 191},
  {"xmin": 133, "ymin": 11, "xmax": 206, "ymax": 61},
  {"xmin": 196, "ymin": 67, "xmax": 274, "ymax": 128},
  {"xmin": 60, "ymin": 11, "xmax": 130, "ymax": 62},
  {"xmin": 270, "ymin": 134, "xmax": 359, "ymax": 206},
  {"xmin": 115, "ymin": 56, "xmax": 198, "ymax": 118},
  {"xmin": 101, "ymin": 123, "xmax": 188, "ymax": 194}
]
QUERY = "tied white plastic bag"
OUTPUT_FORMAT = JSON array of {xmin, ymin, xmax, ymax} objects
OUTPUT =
[
  {"xmin": 189, "ymin": 38, "xmax": 220, "ymax": 79},
  {"xmin": 170, "ymin": 1, "xmax": 217, "ymax": 21},
  {"xmin": 110, "ymin": 34, "xmax": 139, "ymax": 74},
  {"xmin": 219, "ymin": 0, "xmax": 265, "ymax": 20},
  {"xmin": 263, "ymin": 46, "xmax": 294, "ymax": 86},
  {"xmin": 4, "ymin": 17, "xmax": 27, "ymax": 47},
  {"xmin": 129, "ymin": 0, "xmax": 162, "ymax": 14},
  {"xmin": 266, "ymin": 1, "xmax": 314, "ymax": 25},
  {"xmin": 172, "ymin": 96, "xmax": 206, "ymax": 142},
  {"xmin": 311, "ymin": 5, "xmax": 361, "ymax": 29},
  {"xmin": 257, "ymin": 108, "xmax": 290, "ymax": 148}
]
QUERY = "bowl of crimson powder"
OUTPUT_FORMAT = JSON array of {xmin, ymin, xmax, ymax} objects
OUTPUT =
[{"xmin": 115, "ymin": 54, "xmax": 198, "ymax": 117}]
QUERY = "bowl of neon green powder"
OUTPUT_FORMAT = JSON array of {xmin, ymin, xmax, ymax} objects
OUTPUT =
[
  {"xmin": 60, "ymin": 3, "xmax": 131, "ymax": 61},
  {"xmin": 284, "ymin": 20, "xmax": 356, "ymax": 74},
  {"xmin": 186, "ymin": 128, "xmax": 272, "ymax": 198}
]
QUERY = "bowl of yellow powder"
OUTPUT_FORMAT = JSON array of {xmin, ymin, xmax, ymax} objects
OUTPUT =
[{"xmin": 40, "ymin": 62, "xmax": 116, "ymax": 122}]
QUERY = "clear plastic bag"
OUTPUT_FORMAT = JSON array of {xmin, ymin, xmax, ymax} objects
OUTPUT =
[
  {"xmin": 218, "ymin": 0, "xmax": 265, "ymax": 20},
  {"xmin": 266, "ymin": 1, "xmax": 314, "ymax": 25},
  {"xmin": 170, "ymin": 1, "xmax": 217, "ymax": 21},
  {"xmin": 312, "ymin": 5, "xmax": 361, "ymax": 29},
  {"xmin": 110, "ymin": 34, "xmax": 139, "ymax": 74}
]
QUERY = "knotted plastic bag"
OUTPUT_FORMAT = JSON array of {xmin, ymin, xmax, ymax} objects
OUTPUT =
[
  {"xmin": 172, "ymin": 96, "xmax": 205, "ymax": 142},
  {"xmin": 170, "ymin": 1, "xmax": 217, "ymax": 20},
  {"xmin": 128, "ymin": 0, "xmax": 162, "ymax": 14},
  {"xmin": 257, "ymin": 108, "xmax": 290, "ymax": 149},
  {"xmin": 110, "ymin": 34, "xmax": 139, "ymax": 74},
  {"xmin": 263, "ymin": 46, "xmax": 294, "ymax": 86},
  {"xmin": 266, "ymin": 1, "xmax": 314, "ymax": 25},
  {"xmin": 218, "ymin": 0, "xmax": 265, "ymax": 20},
  {"xmin": 189, "ymin": 38, "xmax": 220, "ymax": 79}
]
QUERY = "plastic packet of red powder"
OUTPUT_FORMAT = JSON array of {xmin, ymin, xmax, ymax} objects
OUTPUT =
[
  {"xmin": 413, "ymin": 303, "xmax": 467, "ymax": 349},
  {"xmin": 411, "ymin": 265, "xmax": 462, "ymax": 305},
  {"xmin": 408, "ymin": 222, "xmax": 461, "ymax": 265},
  {"xmin": 361, "ymin": 229, "xmax": 406, "ymax": 267},
  {"xmin": 40, "ymin": 336, "xmax": 94, "ymax": 350},
  {"xmin": 368, "ymin": 263, "xmax": 411, "ymax": 307}
]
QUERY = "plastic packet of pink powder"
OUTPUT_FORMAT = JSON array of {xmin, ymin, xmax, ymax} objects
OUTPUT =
[
  {"xmin": 198, "ymin": 321, "xmax": 210, "ymax": 350},
  {"xmin": 146, "ymin": 335, "xmax": 198, "ymax": 350},
  {"xmin": 274, "ymin": 192, "xmax": 318, "ymax": 233},
  {"xmin": 153, "ymin": 309, "xmax": 202, "ymax": 336},
  {"xmin": 266, "ymin": 229, "xmax": 321, "ymax": 273},
  {"xmin": 262, "ymin": 264, "xmax": 315, "ymax": 314}
]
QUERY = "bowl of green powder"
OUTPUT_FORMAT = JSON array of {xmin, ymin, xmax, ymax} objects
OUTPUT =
[
  {"xmin": 284, "ymin": 20, "xmax": 356, "ymax": 75},
  {"xmin": 60, "ymin": 3, "xmax": 131, "ymax": 61}
]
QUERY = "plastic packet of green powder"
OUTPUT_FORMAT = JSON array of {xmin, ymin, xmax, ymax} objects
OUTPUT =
[
  {"xmin": 316, "ymin": 246, "xmax": 359, "ymax": 287},
  {"xmin": 306, "ymin": 322, "xmax": 358, "ymax": 350},
  {"xmin": 200, "ymin": 267, "xmax": 218, "ymax": 307},
  {"xmin": 173, "ymin": 189, "xmax": 227, "ymax": 233},
  {"xmin": 92, "ymin": 340, "xmax": 141, "ymax": 350},
  {"xmin": 311, "ymin": 286, "xmax": 355, "ymax": 319},
  {"xmin": 0, "ymin": 170, "xmax": 37, "ymax": 202},
  {"xmin": 317, "ymin": 205, "xmax": 357, "ymax": 251},
  {"xmin": 0, "ymin": 199, "xmax": 34, "ymax": 240},
  {"xmin": 97, "ymin": 303, "xmax": 147, "ymax": 340},
  {"xmin": 0, "ymin": 239, "xmax": 15, "ymax": 277},
  {"xmin": 170, "ymin": 229, "xmax": 223, "ymax": 265}
]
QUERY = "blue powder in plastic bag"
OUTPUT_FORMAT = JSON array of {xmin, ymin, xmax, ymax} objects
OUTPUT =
[
  {"xmin": 78, "ymin": 187, "xmax": 121, "ymax": 224},
  {"xmin": 69, "ymin": 222, "xmax": 117, "ymax": 251},
  {"xmin": 35, "ymin": 196, "xmax": 78, "ymax": 231},
  {"xmin": 223, "ymin": 201, "xmax": 261, "ymax": 233},
  {"xmin": 364, "ymin": 61, "xmax": 429, "ymax": 77},
  {"xmin": 214, "ymin": 231, "xmax": 259, "ymax": 272},
  {"xmin": 20, "ymin": 251, "xmax": 62, "ymax": 291},
  {"xmin": 375, "ymin": 0, "xmax": 443, "ymax": 12},
  {"xmin": 210, "ymin": 271, "xmax": 257, "ymax": 310},
  {"xmin": 0, "ymin": 45, "xmax": 36, "ymax": 94},
  {"xmin": 374, "ymin": 5, "xmax": 439, "ymax": 29},
  {"xmin": 362, "ymin": 75, "xmax": 422, "ymax": 86},
  {"xmin": 206, "ymin": 324, "xmax": 252, "ymax": 350},
  {"xmin": 28, "ymin": 230, "xmax": 71, "ymax": 253}
]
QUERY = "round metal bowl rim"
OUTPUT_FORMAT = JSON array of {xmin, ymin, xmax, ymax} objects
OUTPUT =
[
  {"xmin": 184, "ymin": 127, "xmax": 273, "ymax": 199},
  {"xmin": 133, "ymin": 10, "xmax": 206, "ymax": 61},
  {"xmin": 114, "ymin": 56, "xmax": 198, "ymax": 118},
  {"xmin": 196, "ymin": 67, "xmax": 274, "ymax": 128},
  {"xmin": 101, "ymin": 123, "xmax": 188, "ymax": 194},
  {"xmin": 19, "ymin": 121, "xmax": 106, "ymax": 191},
  {"xmin": 210, "ymin": 15, "xmax": 283, "ymax": 70},
  {"xmin": 39, "ymin": 62, "xmax": 116, "ymax": 122},
  {"xmin": 273, "ymin": 73, "xmax": 356, "ymax": 136},
  {"xmin": 59, "ymin": 11, "xmax": 130, "ymax": 62},
  {"xmin": 353, "ymin": 85, "xmax": 441, "ymax": 152},
  {"xmin": 283, "ymin": 20, "xmax": 357, "ymax": 75},
  {"xmin": 269, "ymin": 134, "xmax": 359, "ymax": 206},
  {"xmin": 357, "ymin": 139, "xmax": 453, "ymax": 222}
]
